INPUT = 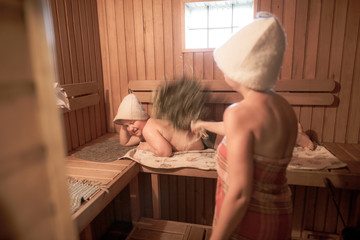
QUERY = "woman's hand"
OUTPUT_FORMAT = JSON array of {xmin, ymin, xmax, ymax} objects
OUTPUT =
[
  {"xmin": 191, "ymin": 120, "xmax": 204, "ymax": 133},
  {"xmin": 191, "ymin": 120, "xmax": 225, "ymax": 136}
]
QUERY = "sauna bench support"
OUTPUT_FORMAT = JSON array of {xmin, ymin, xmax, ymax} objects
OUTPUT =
[
  {"xmin": 71, "ymin": 161, "xmax": 139, "ymax": 233},
  {"xmin": 66, "ymin": 134, "xmax": 140, "ymax": 233},
  {"xmin": 139, "ymin": 142, "xmax": 360, "ymax": 189},
  {"xmin": 74, "ymin": 163, "xmax": 139, "ymax": 233},
  {"xmin": 139, "ymin": 143, "xmax": 360, "ymax": 219}
]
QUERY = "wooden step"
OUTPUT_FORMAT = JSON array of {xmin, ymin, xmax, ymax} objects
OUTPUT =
[{"xmin": 126, "ymin": 218, "xmax": 212, "ymax": 240}]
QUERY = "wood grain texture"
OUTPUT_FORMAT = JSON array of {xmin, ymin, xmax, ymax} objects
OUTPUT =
[
  {"xmin": 51, "ymin": 0, "xmax": 106, "ymax": 151},
  {"xmin": 53, "ymin": 0, "xmax": 360, "ymax": 152},
  {"xmin": 49, "ymin": 1, "xmax": 360, "ymax": 237},
  {"xmin": 0, "ymin": 1, "xmax": 76, "ymax": 238}
]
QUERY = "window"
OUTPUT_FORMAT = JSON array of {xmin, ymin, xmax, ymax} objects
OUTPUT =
[{"xmin": 184, "ymin": 0, "xmax": 254, "ymax": 50}]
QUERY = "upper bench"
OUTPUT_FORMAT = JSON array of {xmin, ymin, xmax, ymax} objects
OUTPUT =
[{"xmin": 129, "ymin": 79, "xmax": 336, "ymax": 106}]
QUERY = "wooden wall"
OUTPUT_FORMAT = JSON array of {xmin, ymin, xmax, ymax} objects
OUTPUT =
[
  {"xmin": 50, "ymin": 0, "xmax": 107, "ymax": 152},
  {"xmin": 97, "ymin": 0, "xmax": 360, "ymax": 144}
]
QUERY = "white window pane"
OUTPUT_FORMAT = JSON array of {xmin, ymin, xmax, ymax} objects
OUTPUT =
[
  {"xmin": 209, "ymin": 5, "xmax": 231, "ymax": 28},
  {"xmin": 186, "ymin": 29, "xmax": 207, "ymax": 49},
  {"xmin": 184, "ymin": 0, "xmax": 254, "ymax": 49},
  {"xmin": 233, "ymin": 4, "xmax": 254, "ymax": 30},
  {"xmin": 209, "ymin": 29, "xmax": 232, "ymax": 48},
  {"xmin": 185, "ymin": 4, "xmax": 207, "ymax": 29}
]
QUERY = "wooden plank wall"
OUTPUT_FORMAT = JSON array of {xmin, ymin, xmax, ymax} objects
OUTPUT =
[
  {"xmin": 135, "ymin": 173, "xmax": 216, "ymax": 226},
  {"xmin": 50, "ymin": 0, "xmax": 107, "ymax": 152},
  {"xmin": 97, "ymin": 0, "xmax": 360, "ymax": 145}
]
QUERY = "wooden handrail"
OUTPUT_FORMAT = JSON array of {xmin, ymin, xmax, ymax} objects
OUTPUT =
[
  {"xmin": 128, "ymin": 79, "xmax": 336, "ymax": 92},
  {"xmin": 61, "ymin": 81, "xmax": 98, "ymax": 97}
]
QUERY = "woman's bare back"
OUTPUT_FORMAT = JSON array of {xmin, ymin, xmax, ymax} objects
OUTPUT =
[{"xmin": 239, "ymin": 91, "xmax": 298, "ymax": 159}]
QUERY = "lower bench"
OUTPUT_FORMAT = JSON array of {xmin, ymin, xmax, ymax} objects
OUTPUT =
[{"xmin": 126, "ymin": 217, "xmax": 212, "ymax": 240}]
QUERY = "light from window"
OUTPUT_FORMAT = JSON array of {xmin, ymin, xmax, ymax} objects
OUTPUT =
[{"xmin": 184, "ymin": 0, "xmax": 254, "ymax": 49}]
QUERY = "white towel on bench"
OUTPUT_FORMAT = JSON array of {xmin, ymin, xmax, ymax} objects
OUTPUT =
[
  {"xmin": 288, "ymin": 146, "xmax": 347, "ymax": 170},
  {"xmin": 120, "ymin": 148, "xmax": 217, "ymax": 170},
  {"xmin": 120, "ymin": 146, "xmax": 346, "ymax": 171}
]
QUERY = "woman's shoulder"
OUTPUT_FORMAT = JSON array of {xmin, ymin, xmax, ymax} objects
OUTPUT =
[
  {"xmin": 224, "ymin": 99, "xmax": 258, "ymax": 122},
  {"xmin": 223, "ymin": 103, "xmax": 256, "ymax": 135}
]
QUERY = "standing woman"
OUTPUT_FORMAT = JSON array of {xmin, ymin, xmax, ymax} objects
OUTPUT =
[{"xmin": 204, "ymin": 13, "xmax": 297, "ymax": 240}]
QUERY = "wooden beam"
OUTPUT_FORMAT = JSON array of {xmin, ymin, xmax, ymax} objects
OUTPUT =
[
  {"xmin": 129, "ymin": 175, "xmax": 141, "ymax": 224},
  {"xmin": 128, "ymin": 79, "xmax": 336, "ymax": 92},
  {"xmin": 151, "ymin": 174, "xmax": 161, "ymax": 219},
  {"xmin": 140, "ymin": 165, "xmax": 218, "ymax": 178},
  {"xmin": 65, "ymin": 94, "xmax": 100, "ymax": 112},
  {"xmin": 133, "ymin": 92, "xmax": 334, "ymax": 106}
]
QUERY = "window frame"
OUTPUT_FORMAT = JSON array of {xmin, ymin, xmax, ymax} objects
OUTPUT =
[{"xmin": 181, "ymin": 0, "xmax": 258, "ymax": 52}]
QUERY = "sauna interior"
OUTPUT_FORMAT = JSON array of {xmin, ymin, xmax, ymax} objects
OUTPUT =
[{"xmin": 1, "ymin": 0, "xmax": 360, "ymax": 239}]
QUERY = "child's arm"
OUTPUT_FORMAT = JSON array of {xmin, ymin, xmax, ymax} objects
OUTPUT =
[{"xmin": 119, "ymin": 125, "xmax": 141, "ymax": 146}]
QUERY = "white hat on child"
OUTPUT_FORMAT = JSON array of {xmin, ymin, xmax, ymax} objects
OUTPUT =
[
  {"xmin": 113, "ymin": 94, "xmax": 149, "ymax": 124},
  {"xmin": 214, "ymin": 12, "xmax": 286, "ymax": 91}
]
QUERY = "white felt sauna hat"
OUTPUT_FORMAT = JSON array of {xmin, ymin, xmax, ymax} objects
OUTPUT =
[
  {"xmin": 214, "ymin": 12, "xmax": 286, "ymax": 91},
  {"xmin": 113, "ymin": 94, "xmax": 149, "ymax": 124}
]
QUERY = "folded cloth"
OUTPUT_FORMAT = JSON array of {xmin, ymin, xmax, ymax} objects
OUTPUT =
[
  {"xmin": 288, "ymin": 145, "xmax": 347, "ymax": 170},
  {"xmin": 120, "ymin": 148, "xmax": 216, "ymax": 170}
]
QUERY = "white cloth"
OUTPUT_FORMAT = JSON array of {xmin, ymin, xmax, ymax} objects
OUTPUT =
[
  {"xmin": 113, "ymin": 94, "xmax": 149, "ymax": 124},
  {"xmin": 288, "ymin": 146, "xmax": 347, "ymax": 170},
  {"xmin": 214, "ymin": 14, "xmax": 286, "ymax": 91},
  {"xmin": 120, "ymin": 146, "xmax": 346, "ymax": 171}
]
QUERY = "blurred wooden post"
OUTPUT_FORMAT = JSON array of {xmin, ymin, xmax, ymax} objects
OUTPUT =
[{"xmin": 0, "ymin": 0, "xmax": 76, "ymax": 239}]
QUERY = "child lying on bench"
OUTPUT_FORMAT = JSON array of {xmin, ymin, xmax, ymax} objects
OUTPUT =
[{"xmin": 113, "ymin": 94, "xmax": 216, "ymax": 157}]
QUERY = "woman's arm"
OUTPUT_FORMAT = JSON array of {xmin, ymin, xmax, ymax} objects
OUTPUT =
[
  {"xmin": 210, "ymin": 108, "xmax": 254, "ymax": 240},
  {"xmin": 191, "ymin": 120, "xmax": 225, "ymax": 136},
  {"xmin": 119, "ymin": 125, "xmax": 141, "ymax": 146}
]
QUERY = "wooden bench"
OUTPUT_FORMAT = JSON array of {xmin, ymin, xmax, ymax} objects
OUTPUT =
[
  {"xmin": 66, "ymin": 134, "xmax": 139, "ymax": 233},
  {"xmin": 129, "ymin": 79, "xmax": 336, "ymax": 106},
  {"xmin": 65, "ymin": 134, "xmax": 360, "ymax": 239},
  {"xmin": 131, "ymin": 143, "xmax": 360, "ymax": 222}
]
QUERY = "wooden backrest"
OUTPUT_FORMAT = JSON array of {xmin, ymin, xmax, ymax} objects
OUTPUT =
[
  {"xmin": 129, "ymin": 79, "xmax": 336, "ymax": 106},
  {"xmin": 61, "ymin": 82, "xmax": 99, "ymax": 112}
]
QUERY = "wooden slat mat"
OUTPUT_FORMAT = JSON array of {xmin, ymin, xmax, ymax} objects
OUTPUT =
[
  {"xmin": 67, "ymin": 177, "xmax": 107, "ymax": 213},
  {"xmin": 72, "ymin": 138, "xmax": 135, "ymax": 162},
  {"xmin": 66, "ymin": 158, "xmax": 134, "ymax": 185}
]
